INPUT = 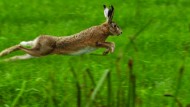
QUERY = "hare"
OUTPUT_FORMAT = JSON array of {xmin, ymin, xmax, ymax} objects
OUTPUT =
[{"xmin": 0, "ymin": 5, "xmax": 122, "ymax": 61}]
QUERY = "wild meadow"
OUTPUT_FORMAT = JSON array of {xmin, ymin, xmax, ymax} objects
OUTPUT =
[{"xmin": 0, "ymin": 0, "xmax": 190, "ymax": 107}]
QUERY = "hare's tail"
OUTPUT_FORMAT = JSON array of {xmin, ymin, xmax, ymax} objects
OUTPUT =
[{"xmin": 0, "ymin": 45, "xmax": 20, "ymax": 57}]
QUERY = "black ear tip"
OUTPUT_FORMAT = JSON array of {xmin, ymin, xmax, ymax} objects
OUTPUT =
[
  {"xmin": 103, "ymin": 5, "xmax": 106, "ymax": 8},
  {"xmin": 111, "ymin": 5, "xmax": 114, "ymax": 9}
]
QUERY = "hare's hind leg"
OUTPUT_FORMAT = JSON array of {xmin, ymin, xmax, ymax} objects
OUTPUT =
[
  {"xmin": 19, "ymin": 45, "xmax": 54, "ymax": 57},
  {"xmin": 19, "ymin": 36, "xmax": 55, "ymax": 57},
  {"xmin": 0, "ymin": 45, "xmax": 20, "ymax": 57},
  {"xmin": 3, "ymin": 54, "xmax": 34, "ymax": 62}
]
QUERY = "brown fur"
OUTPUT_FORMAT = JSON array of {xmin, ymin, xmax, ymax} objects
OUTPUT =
[
  {"xmin": 0, "ymin": 5, "xmax": 122, "ymax": 61},
  {"xmin": 18, "ymin": 23, "xmax": 117, "ymax": 56}
]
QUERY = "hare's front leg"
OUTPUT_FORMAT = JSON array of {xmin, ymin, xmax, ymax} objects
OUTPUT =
[{"xmin": 96, "ymin": 42, "xmax": 115, "ymax": 55}]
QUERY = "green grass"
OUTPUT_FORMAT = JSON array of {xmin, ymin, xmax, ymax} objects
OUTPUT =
[{"xmin": 1, "ymin": 0, "xmax": 190, "ymax": 107}]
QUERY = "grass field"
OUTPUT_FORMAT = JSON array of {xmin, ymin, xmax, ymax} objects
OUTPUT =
[{"xmin": 0, "ymin": 0, "xmax": 190, "ymax": 107}]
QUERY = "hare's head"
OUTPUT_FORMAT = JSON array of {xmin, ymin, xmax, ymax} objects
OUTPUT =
[{"xmin": 104, "ymin": 5, "xmax": 122, "ymax": 36}]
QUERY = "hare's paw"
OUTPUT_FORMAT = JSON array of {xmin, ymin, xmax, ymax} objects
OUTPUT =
[
  {"xmin": 110, "ymin": 42, "xmax": 115, "ymax": 53},
  {"xmin": 103, "ymin": 49, "xmax": 109, "ymax": 55}
]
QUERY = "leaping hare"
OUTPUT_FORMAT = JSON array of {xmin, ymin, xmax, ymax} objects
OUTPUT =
[{"xmin": 0, "ymin": 5, "xmax": 122, "ymax": 61}]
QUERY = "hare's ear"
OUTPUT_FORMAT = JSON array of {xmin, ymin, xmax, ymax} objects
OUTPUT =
[
  {"xmin": 103, "ymin": 5, "xmax": 109, "ymax": 21},
  {"xmin": 108, "ymin": 5, "xmax": 114, "ymax": 23}
]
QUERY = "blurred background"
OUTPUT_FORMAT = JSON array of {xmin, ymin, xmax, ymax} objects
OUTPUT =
[{"xmin": 0, "ymin": 0, "xmax": 190, "ymax": 107}]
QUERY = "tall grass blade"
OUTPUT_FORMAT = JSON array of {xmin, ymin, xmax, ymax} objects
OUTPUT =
[
  {"xmin": 126, "ymin": 19, "xmax": 153, "ymax": 51},
  {"xmin": 86, "ymin": 69, "xmax": 110, "ymax": 107},
  {"xmin": 171, "ymin": 65, "xmax": 184, "ymax": 107},
  {"xmin": 131, "ymin": 19, "xmax": 153, "ymax": 41},
  {"xmin": 107, "ymin": 71, "xmax": 111, "ymax": 107},
  {"xmin": 127, "ymin": 59, "xmax": 136, "ymax": 107},
  {"xmin": 131, "ymin": 75, "xmax": 136, "ymax": 107},
  {"xmin": 83, "ymin": 70, "xmax": 88, "ymax": 105},
  {"xmin": 164, "ymin": 94, "xmax": 183, "ymax": 107},
  {"xmin": 45, "ymin": 70, "xmax": 59, "ymax": 107},
  {"xmin": 86, "ymin": 68, "xmax": 96, "ymax": 87},
  {"xmin": 186, "ymin": 104, "xmax": 190, "ymax": 107},
  {"xmin": 70, "ymin": 67, "xmax": 81, "ymax": 107},
  {"xmin": 11, "ymin": 81, "xmax": 26, "ymax": 107},
  {"xmin": 115, "ymin": 55, "xmax": 122, "ymax": 107}
]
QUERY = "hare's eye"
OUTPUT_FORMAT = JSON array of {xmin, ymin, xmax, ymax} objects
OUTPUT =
[{"xmin": 113, "ymin": 24, "xmax": 116, "ymax": 28}]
